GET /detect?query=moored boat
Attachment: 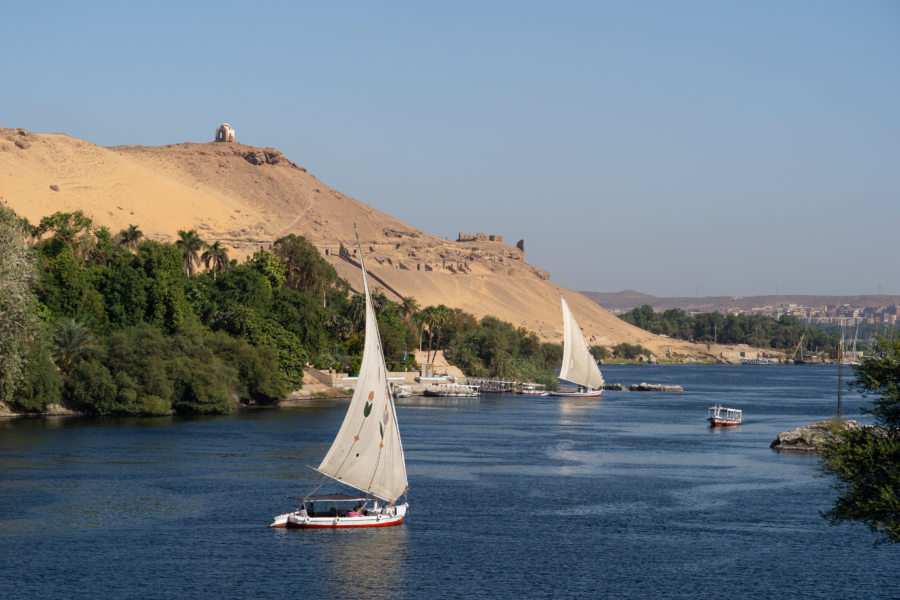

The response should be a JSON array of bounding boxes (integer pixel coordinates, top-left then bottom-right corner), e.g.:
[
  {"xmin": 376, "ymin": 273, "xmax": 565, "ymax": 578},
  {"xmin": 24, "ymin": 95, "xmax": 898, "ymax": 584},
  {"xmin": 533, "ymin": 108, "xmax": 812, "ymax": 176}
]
[
  {"xmin": 516, "ymin": 384, "xmax": 548, "ymax": 396},
  {"xmin": 707, "ymin": 404, "xmax": 742, "ymax": 427},
  {"xmin": 423, "ymin": 383, "xmax": 479, "ymax": 397}
]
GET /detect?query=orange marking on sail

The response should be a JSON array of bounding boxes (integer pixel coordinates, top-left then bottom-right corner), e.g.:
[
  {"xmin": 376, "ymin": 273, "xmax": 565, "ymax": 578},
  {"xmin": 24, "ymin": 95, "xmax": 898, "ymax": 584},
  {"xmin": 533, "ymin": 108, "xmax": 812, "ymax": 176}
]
[
  {"xmin": 354, "ymin": 435, "xmax": 359, "ymax": 442},
  {"xmin": 368, "ymin": 391, "xmax": 374, "ymax": 401},
  {"xmin": 379, "ymin": 443, "xmax": 384, "ymax": 449}
]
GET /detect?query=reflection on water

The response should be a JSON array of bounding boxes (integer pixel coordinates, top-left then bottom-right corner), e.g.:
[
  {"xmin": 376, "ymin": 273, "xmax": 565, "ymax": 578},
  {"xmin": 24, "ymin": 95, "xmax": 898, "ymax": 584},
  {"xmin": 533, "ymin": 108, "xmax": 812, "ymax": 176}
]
[{"xmin": 326, "ymin": 527, "xmax": 408, "ymax": 598}]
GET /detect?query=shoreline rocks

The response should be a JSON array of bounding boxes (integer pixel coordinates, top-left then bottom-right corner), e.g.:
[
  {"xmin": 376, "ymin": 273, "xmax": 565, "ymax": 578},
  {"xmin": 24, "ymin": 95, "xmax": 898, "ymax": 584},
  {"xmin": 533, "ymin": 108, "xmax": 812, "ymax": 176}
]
[
  {"xmin": 629, "ymin": 382, "xmax": 684, "ymax": 392},
  {"xmin": 770, "ymin": 420, "xmax": 869, "ymax": 453}
]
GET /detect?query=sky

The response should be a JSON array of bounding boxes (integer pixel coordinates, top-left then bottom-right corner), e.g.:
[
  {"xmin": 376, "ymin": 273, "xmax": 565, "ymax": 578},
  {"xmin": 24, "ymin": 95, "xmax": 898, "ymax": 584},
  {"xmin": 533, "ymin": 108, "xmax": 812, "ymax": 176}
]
[{"xmin": 3, "ymin": 0, "xmax": 898, "ymax": 297}]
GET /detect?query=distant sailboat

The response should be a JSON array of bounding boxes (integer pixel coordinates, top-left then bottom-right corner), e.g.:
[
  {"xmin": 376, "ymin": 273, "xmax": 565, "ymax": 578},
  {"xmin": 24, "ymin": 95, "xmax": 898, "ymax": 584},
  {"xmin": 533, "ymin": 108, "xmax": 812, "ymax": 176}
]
[
  {"xmin": 270, "ymin": 226, "xmax": 408, "ymax": 528},
  {"xmin": 549, "ymin": 297, "xmax": 605, "ymax": 397}
]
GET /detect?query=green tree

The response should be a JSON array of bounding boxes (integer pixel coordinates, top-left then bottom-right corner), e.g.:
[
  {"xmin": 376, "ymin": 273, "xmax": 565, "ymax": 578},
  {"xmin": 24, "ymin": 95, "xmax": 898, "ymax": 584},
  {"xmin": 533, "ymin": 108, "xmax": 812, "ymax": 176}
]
[
  {"xmin": 273, "ymin": 234, "xmax": 338, "ymax": 299},
  {"xmin": 175, "ymin": 229, "xmax": 205, "ymax": 276},
  {"xmin": 36, "ymin": 210, "xmax": 94, "ymax": 258},
  {"xmin": 248, "ymin": 248, "xmax": 286, "ymax": 289},
  {"xmin": 201, "ymin": 241, "xmax": 229, "ymax": 279},
  {"xmin": 116, "ymin": 225, "xmax": 143, "ymax": 253},
  {"xmin": 0, "ymin": 203, "xmax": 39, "ymax": 403},
  {"xmin": 12, "ymin": 331, "xmax": 62, "ymax": 412},
  {"xmin": 64, "ymin": 359, "xmax": 117, "ymax": 415},
  {"xmin": 400, "ymin": 296, "xmax": 420, "ymax": 321},
  {"xmin": 818, "ymin": 331, "xmax": 900, "ymax": 544},
  {"xmin": 590, "ymin": 345, "xmax": 610, "ymax": 361},
  {"xmin": 51, "ymin": 318, "xmax": 95, "ymax": 375},
  {"xmin": 429, "ymin": 305, "xmax": 451, "ymax": 364}
]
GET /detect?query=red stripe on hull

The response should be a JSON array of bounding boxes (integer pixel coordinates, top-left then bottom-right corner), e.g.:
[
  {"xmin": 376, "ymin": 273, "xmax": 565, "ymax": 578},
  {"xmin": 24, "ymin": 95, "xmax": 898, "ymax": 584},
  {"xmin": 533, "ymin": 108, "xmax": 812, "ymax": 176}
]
[
  {"xmin": 287, "ymin": 515, "xmax": 405, "ymax": 529},
  {"xmin": 709, "ymin": 421, "xmax": 741, "ymax": 427}
]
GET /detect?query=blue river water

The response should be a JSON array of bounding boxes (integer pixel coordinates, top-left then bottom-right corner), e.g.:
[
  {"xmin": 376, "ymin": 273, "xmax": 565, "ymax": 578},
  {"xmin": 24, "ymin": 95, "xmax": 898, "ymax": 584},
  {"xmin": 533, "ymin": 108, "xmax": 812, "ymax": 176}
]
[{"xmin": 1, "ymin": 365, "xmax": 898, "ymax": 599}]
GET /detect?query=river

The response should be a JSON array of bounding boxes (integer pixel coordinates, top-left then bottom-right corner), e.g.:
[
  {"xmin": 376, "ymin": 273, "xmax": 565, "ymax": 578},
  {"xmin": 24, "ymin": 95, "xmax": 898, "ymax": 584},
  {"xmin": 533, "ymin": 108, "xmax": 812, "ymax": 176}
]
[{"xmin": 1, "ymin": 365, "xmax": 898, "ymax": 599}]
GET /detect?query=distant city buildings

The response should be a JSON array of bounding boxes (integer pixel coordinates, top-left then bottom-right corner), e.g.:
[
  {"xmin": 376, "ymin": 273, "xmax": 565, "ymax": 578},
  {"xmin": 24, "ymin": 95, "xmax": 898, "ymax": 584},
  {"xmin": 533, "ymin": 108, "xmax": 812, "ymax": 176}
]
[{"xmin": 687, "ymin": 302, "xmax": 899, "ymax": 327}]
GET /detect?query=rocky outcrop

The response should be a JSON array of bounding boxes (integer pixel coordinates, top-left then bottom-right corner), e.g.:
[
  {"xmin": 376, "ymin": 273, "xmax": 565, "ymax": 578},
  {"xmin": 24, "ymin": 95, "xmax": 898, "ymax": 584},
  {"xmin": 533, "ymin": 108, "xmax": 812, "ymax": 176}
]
[
  {"xmin": 0, "ymin": 402, "xmax": 82, "ymax": 418},
  {"xmin": 242, "ymin": 148, "xmax": 287, "ymax": 166},
  {"xmin": 770, "ymin": 420, "xmax": 875, "ymax": 453},
  {"xmin": 629, "ymin": 382, "xmax": 683, "ymax": 392}
]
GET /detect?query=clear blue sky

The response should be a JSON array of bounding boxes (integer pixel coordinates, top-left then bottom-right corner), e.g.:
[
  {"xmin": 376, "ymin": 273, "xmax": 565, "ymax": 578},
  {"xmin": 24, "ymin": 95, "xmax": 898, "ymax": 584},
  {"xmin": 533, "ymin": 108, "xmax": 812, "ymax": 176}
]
[{"xmin": 4, "ymin": 1, "xmax": 898, "ymax": 296}]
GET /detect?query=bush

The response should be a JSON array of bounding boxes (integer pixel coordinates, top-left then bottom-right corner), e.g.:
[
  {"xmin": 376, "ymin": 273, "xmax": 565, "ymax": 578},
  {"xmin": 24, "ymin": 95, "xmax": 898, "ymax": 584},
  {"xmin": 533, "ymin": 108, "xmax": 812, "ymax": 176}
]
[
  {"xmin": 612, "ymin": 343, "xmax": 650, "ymax": 360},
  {"xmin": 138, "ymin": 395, "xmax": 172, "ymax": 415},
  {"xmin": 65, "ymin": 360, "xmax": 118, "ymax": 415},
  {"xmin": 11, "ymin": 338, "xmax": 61, "ymax": 412}
]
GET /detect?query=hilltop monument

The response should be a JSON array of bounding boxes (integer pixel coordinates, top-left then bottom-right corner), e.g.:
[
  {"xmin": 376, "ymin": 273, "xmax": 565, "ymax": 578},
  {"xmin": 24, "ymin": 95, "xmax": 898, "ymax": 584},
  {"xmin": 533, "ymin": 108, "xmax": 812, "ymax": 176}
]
[{"xmin": 215, "ymin": 123, "xmax": 235, "ymax": 142}]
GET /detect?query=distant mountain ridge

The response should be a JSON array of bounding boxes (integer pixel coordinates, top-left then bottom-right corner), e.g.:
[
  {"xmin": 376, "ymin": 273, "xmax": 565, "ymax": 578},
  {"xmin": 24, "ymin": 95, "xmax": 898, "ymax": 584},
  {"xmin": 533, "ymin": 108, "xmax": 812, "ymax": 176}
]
[{"xmin": 581, "ymin": 290, "xmax": 900, "ymax": 312}]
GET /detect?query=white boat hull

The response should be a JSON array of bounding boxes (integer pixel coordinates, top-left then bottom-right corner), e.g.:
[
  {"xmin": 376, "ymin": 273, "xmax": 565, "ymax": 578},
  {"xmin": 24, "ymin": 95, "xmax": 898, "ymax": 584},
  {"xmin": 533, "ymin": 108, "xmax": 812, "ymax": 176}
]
[
  {"xmin": 270, "ymin": 503, "xmax": 408, "ymax": 529},
  {"xmin": 549, "ymin": 389, "xmax": 603, "ymax": 397}
]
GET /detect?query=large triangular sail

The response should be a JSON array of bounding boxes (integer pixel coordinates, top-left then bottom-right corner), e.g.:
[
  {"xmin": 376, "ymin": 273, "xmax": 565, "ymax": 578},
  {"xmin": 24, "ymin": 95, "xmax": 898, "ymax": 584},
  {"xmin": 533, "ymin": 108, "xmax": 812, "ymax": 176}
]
[
  {"xmin": 315, "ymin": 229, "xmax": 408, "ymax": 503},
  {"xmin": 559, "ymin": 297, "xmax": 605, "ymax": 390}
]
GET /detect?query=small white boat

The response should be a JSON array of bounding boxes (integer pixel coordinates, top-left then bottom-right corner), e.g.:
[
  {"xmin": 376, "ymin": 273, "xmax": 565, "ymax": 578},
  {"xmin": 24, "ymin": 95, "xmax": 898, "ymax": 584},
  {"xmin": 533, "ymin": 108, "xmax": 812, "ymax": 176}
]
[
  {"xmin": 423, "ymin": 383, "xmax": 480, "ymax": 397},
  {"xmin": 516, "ymin": 384, "xmax": 548, "ymax": 396},
  {"xmin": 707, "ymin": 404, "xmax": 742, "ymax": 427},
  {"xmin": 271, "ymin": 226, "xmax": 408, "ymax": 529},
  {"xmin": 391, "ymin": 384, "xmax": 412, "ymax": 398},
  {"xmin": 549, "ymin": 297, "xmax": 605, "ymax": 398}
]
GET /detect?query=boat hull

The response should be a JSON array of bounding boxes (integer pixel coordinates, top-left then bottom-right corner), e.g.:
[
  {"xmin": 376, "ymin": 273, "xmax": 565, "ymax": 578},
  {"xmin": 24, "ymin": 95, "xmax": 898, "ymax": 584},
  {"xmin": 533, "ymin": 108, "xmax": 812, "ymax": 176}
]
[
  {"xmin": 270, "ymin": 504, "xmax": 408, "ymax": 529},
  {"xmin": 549, "ymin": 390, "xmax": 603, "ymax": 397},
  {"xmin": 515, "ymin": 390, "xmax": 549, "ymax": 396},
  {"xmin": 707, "ymin": 418, "xmax": 741, "ymax": 427}
]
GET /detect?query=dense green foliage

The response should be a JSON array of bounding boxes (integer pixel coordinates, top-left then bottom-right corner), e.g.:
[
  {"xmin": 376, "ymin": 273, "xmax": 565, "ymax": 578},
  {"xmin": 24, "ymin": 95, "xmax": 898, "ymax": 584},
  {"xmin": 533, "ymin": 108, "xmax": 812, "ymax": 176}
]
[
  {"xmin": 620, "ymin": 304, "xmax": 841, "ymax": 352},
  {"xmin": 442, "ymin": 316, "xmax": 558, "ymax": 388},
  {"xmin": 818, "ymin": 332, "xmax": 900, "ymax": 544},
  {"xmin": 6, "ymin": 208, "xmax": 560, "ymax": 415},
  {"xmin": 0, "ymin": 203, "xmax": 42, "ymax": 406}
]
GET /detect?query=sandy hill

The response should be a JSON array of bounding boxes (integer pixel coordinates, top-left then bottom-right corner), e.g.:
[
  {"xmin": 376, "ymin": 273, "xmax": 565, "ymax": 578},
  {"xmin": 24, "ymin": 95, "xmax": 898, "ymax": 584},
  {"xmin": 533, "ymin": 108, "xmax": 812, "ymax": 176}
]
[{"xmin": 1, "ymin": 126, "xmax": 753, "ymax": 359}]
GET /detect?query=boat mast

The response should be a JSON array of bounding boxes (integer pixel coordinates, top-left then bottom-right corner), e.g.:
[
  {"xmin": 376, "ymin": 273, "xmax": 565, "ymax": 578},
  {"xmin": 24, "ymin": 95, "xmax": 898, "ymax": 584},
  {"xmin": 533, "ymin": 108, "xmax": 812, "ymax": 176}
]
[
  {"xmin": 837, "ymin": 330, "xmax": 844, "ymax": 420},
  {"xmin": 353, "ymin": 224, "xmax": 408, "ymax": 500}
]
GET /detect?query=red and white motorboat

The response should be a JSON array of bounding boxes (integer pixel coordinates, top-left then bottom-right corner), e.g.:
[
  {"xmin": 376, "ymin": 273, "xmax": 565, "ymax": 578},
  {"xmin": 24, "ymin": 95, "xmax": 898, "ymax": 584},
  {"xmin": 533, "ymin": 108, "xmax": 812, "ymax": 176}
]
[
  {"xmin": 271, "ymin": 227, "xmax": 408, "ymax": 530},
  {"xmin": 707, "ymin": 404, "xmax": 742, "ymax": 427}
]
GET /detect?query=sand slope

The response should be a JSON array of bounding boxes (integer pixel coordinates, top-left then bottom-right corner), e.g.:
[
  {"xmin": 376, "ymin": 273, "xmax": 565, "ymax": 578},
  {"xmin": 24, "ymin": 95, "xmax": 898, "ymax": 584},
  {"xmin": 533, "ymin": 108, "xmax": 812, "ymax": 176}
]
[{"xmin": 1, "ymin": 126, "xmax": 747, "ymax": 359}]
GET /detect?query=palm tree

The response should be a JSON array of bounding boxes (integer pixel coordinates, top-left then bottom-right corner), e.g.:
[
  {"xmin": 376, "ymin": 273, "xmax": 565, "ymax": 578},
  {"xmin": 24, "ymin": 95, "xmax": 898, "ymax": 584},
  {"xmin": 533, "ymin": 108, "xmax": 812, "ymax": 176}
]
[
  {"xmin": 348, "ymin": 294, "xmax": 367, "ymax": 333},
  {"xmin": 400, "ymin": 296, "xmax": 420, "ymax": 322},
  {"xmin": 201, "ymin": 241, "xmax": 229, "ymax": 279},
  {"xmin": 51, "ymin": 318, "xmax": 94, "ymax": 376},
  {"xmin": 420, "ymin": 306, "xmax": 437, "ymax": 359},
  {"xmin": 429, "ymin": 305, "xmax": 451, "ymax": 364},
  {"xmin": 116, "ymin": 224, "xmax": 143, "ymax": 253},
  {"xmin": 175, "ymin": 229, "xmax": 204, "ymax": 276},
  {"xmin": 371, "ymin": 291, "xmax": 389, "ymax": 316}
]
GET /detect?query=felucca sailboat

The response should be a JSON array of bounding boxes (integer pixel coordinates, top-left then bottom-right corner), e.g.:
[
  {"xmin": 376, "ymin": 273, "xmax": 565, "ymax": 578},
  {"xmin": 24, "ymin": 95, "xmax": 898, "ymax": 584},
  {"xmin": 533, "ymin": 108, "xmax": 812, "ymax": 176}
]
[
  {"xmin": 270, "ymin": 227, "xmax": 409, "ymax": 528},
  {"xmin": 549, "ymin": 297, "xmax": 605, "ymax": 397}
]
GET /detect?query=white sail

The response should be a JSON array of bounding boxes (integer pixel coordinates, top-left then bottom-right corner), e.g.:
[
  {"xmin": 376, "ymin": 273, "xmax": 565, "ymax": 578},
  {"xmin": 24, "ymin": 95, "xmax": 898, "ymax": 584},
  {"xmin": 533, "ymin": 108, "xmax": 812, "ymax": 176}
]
[
  {"xmin": 559, "ymin": 297, "xmax": 605, "ymax": 390},
  {"xmin": 316, "ymin": 235, "xmax": 408, "ymax": 503}
]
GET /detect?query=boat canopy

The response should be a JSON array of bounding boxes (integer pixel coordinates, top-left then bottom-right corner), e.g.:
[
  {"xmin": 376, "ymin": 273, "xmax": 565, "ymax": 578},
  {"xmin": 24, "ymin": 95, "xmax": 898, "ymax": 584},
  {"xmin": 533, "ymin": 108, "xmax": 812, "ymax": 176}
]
[{"xmin": 289, "ymin": 493, "xmax": 370, "ymax": 503}]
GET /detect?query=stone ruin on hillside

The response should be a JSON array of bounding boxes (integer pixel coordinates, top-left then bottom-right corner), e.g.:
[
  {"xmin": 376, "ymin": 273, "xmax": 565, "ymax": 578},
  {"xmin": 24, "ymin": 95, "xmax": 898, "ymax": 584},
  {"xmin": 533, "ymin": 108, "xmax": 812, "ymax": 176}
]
[
  {"xmin": 457, "ymin": 232, "xmax": 503, "ymax": 243},
  {"xmin": 215, "ymin": 123, "xmax": 235, "ymax": 142}
]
